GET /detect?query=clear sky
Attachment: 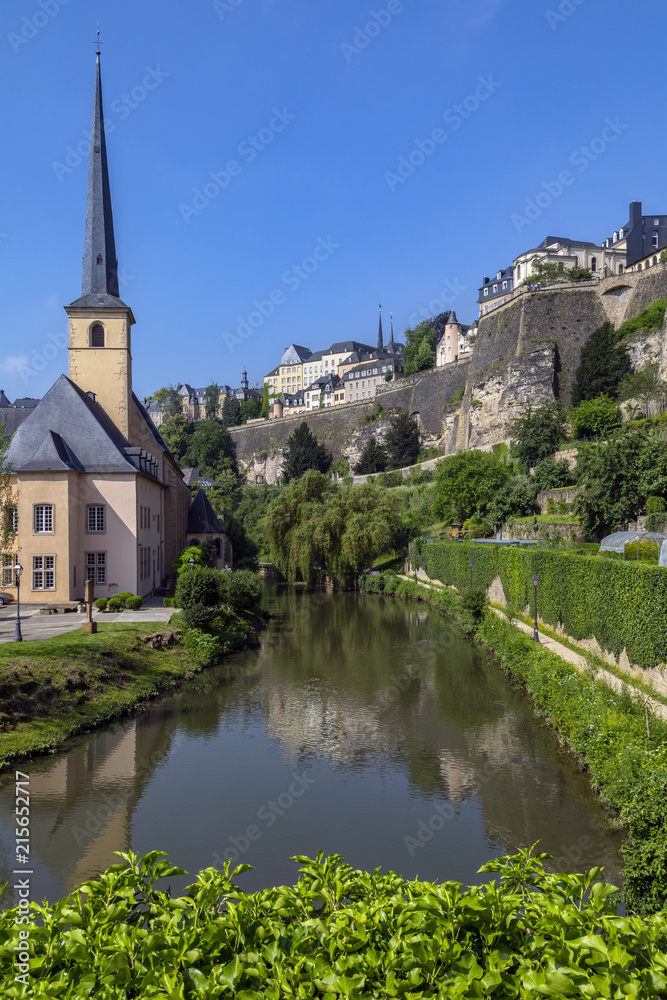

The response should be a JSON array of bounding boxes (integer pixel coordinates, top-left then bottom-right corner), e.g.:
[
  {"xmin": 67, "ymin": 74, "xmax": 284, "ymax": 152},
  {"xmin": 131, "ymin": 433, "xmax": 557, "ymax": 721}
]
[{"xmin": 0, "ymin": 0, "xmax": 664, "ymax": 402}]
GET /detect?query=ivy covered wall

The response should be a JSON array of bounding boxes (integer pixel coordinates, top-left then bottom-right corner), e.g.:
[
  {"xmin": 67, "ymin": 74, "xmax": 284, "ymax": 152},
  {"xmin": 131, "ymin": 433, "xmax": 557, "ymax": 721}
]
[{"xmin": 418, "ymin": 541, "xmax": 667, "ymax": 669}]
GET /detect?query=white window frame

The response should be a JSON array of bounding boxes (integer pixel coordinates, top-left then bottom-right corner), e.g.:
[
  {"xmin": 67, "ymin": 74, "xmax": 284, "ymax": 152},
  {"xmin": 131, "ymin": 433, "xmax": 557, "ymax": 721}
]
[
  {"xmin": 87, "ymin": 505, "xmax": 105, "ymax": 533},
  {"xmin": 1, "ymin": 553, "xmax": 16, "ymax": 588},
  {"xmin": 32, "ymin": 554, "xmax": 56, "ymax": 591},
  {"xmin": 34, "ymin": 505, "xmax": 54, "ymax": 534},
  {"xmin": 86, "ymin": 551, "xmax": 107, "ymax": 584}
]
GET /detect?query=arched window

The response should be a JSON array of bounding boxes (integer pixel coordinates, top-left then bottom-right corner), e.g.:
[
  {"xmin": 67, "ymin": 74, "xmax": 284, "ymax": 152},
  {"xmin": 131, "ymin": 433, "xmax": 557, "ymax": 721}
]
[
  {"xmin": 591, "ymin": 256, "xmax": 597, "ymax": 272},
  {"xmin": 90, "ymin": 323, "xmax": 105, "ymax": 348},
  {"xmin": 214, "ymin": 539, "xmax": 221, "ymax": 557}
]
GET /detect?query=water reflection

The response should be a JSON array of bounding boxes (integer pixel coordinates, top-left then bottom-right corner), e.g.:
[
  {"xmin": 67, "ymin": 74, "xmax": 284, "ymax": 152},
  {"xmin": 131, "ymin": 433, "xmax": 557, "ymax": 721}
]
[{"xmin": 0, "ymin": 585, "xmax": 623, "ymax": 903}]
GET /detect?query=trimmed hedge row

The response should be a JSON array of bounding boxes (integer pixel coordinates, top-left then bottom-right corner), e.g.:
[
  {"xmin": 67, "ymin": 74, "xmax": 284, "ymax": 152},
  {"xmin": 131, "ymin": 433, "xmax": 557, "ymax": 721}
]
[{"xmin": 418, "ymin": 542, "xmax": 667, "ymax": 669}]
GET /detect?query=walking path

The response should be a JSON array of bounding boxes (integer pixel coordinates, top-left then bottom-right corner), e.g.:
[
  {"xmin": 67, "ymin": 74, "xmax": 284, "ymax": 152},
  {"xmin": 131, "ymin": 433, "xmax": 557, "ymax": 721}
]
[
  {"xmin": 0, "ymin": 598, "xmax": 175, "ymax": 645},
  {"xmin": 398, "ymin": 573, "xmax": 667, "ymax": 722}
]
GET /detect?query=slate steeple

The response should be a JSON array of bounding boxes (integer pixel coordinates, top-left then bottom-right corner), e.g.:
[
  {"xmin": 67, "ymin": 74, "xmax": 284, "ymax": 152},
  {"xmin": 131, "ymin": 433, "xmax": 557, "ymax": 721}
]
[
  {"xmin": 72, "ymin": 51, "xmax": 123, "ymax": 307},
  {"xmin": 377, "ymin": 304, "xmax": 383, "ymax": 350}
]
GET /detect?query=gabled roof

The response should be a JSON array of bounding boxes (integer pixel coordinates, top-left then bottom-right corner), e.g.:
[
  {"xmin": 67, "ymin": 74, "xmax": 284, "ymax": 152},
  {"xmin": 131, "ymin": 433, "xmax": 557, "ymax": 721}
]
[
  {"xmin": 6, "ymin": 375, "xmax": 136, "ymax": 474},
  {"xmin": 187, "ymin": 487, "xmax": 226, "ymax": 535},
  {"xmin": 13, "ymin": 397, "xmax": 40, "ymax": 408},
  {"xmin": 538, "ymin": 236, "xmax": 599, "ymax": 250},
  {"xmin": 0, "ymin": 391, "xmax": 11, "ymax": 408}
]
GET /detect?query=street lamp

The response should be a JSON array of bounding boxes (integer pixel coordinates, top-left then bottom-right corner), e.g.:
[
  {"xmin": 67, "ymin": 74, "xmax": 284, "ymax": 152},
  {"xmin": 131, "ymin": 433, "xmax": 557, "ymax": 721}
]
[
  {"xmin": 188, "ymin": 557, "xmax": 195, "ymax": 572},
  {"xmin": 468, "ymin": 558, "xmax": 473, "ymax": 588},
  {"xmin": 14, "ymin": 563, "xmax": 23, "ymax": 643},
  {"xmin": 532, "ymin": 573, "xmax": 540, "ymax": 643}
]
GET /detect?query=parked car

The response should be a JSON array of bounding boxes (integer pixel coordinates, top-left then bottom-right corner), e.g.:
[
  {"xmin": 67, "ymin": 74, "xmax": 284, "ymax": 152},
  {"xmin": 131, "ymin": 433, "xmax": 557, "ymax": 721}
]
[{"xmin": 0, "ymin": 592, "xmax": 15, "ymax": 605}]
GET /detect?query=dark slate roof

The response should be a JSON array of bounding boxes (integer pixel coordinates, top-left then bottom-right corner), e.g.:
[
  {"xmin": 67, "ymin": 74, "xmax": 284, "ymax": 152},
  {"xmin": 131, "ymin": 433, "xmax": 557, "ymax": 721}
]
[
  {"xmin": 538, "ymin": 236, "xmax": 598, "ymax": 249},
  {"xmin": 69, "ymin": 53, "xmax": 127, "ymax": 310},
  {"xmin": 377, "ymin": 308, "xmax": 383, "ymax": 350},
  {"xmin": 305, "ymin": 374, "xmax": 341, "ymax": 392},
  {"xmin": 5, "ymin": 375, "xmax": 136, "ymax": 474},
  {"xmin": 327, "ymin": 340, "xmax": 370, "ymax": 355},
  {"xmin": 265, "ymin": 366, "xmax": 279, "ymax": 377},
  {"xmin": 0, "ymin": 391, "xmax": 11, "ymax": 408},
  {"xmin": 13, "ymin": 398, "xmax": 40, "ymax": 408},
  {"xmin": 280, "ymin": 345, "xmax": 312, "ymax": 365},
  {"xmin": 132, "ymin": 393, "xmax": 172, "ymax": 456},
  {"xmin": 187, "ymin": 487, "xmax": 226, "ymax": 534},
  {"xmin": 182, "ymin": 467, "xmax": 216, "ymax": 488},
  {"xmin": 448, "ymin": 310, "xmax": 459, "ymax": 325}
]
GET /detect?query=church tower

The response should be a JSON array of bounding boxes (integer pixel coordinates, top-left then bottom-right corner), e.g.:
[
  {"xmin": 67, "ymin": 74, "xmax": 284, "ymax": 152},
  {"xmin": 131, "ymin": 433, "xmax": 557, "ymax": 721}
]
[{"xmin": 65, "ymin": 51, "xmax": 135, "ymax": 439}]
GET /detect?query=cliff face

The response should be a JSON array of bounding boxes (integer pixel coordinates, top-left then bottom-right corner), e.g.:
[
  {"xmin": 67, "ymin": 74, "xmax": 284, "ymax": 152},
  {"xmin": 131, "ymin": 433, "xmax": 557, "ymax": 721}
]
[{"xmin": 228, "ymin": 265, "xmax": 667, "ymax": 481}]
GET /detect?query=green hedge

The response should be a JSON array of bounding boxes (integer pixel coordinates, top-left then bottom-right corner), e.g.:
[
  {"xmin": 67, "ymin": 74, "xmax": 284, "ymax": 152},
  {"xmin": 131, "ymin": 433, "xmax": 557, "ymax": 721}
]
[{"xmin": 418, "ymin": 542, "xmax": 667, "ymax": 669}]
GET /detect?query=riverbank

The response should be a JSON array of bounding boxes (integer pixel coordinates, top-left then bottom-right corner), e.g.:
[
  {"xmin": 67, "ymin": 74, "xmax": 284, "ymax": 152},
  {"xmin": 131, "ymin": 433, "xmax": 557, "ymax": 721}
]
[
  {"xmin": 359, "ymin": 571, "xmax": 667, "ymax": 914},
  {"xmin": 0, "ymin": 622, "xmax": 222, "ymax": 771}
]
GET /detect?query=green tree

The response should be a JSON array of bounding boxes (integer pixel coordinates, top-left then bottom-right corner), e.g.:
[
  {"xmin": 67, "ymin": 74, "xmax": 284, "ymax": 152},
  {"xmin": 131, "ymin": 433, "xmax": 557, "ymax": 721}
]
[
  {"xmin": 573, "ymin": 431, "xmax": 643, "ymax": 538},
  {"xmin": 487, "ymin": 482, "xmax": 537, "ymax": 528},
  {"xmin": 265, "ymin": 470, "xmax": 408, "ymax": 584},
  {"xmin": 151, "ymin": 385, "xmax": 182, "ymax": 422},
  {"xmin": 172, "ymin": 543, "xmax": 213, "ymax": 576},
  {"xmin": 240, "ymin": 399, "xmax": 262, "ymax": 423},
  {"xmin": 568, "ymin": 395, "xmax": 621, "ymax": 439},
  {"xmin": 282, "ymin": 422, "xmax": 332, "ymax": 483},
  {"xmin": 433, "ymin": 450, "xmax": 511, "ymax": 522},
  {"xmin": 384, "ymin": 412, "xmax": 420, "ymax": 470},
  {"xmin": 182, "ymin": 420, "xmax": 237, "ymax": 480},
  {"xmin": 531, "ymin": 457, "xmax": 574, "ymax": 493},
  {"xmin": 619, "ymin": 362, "xmax": 667, "ymax": 418},
  {"xmin": 403, "ymin": 321, "xmax": 438, "ymax": 375},
  {"xmin": 570, "ymin": 321, "xmax": 630, "ymax": 405},
  {"xmin": 510, "ymin": 400, "xmax": 566, "ymax": 472},
  {"xmin": 221, "ymin": 395, "xmax": 242, "ymax": 427},
  {"xmin": 415, "ymin": 337, "xmax": 436, "ymax": 372},
  {"xmin": 203, "ymin": 382, "xmax": 220, "ymax": 420},
  {"xmin": 354, "ymin": 437, "xmax": 388, "ymax": 475},
  {"xmin": 160, "ymin": 414, "xmax": 193, "ymax": 463},
  {"xmin": 260, "ymin": 383, "xmax": 270, "ymax": 419}
]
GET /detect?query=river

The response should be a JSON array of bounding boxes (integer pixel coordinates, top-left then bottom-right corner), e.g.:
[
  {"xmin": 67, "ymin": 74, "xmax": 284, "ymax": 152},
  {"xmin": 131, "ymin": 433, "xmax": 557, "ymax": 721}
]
[{"xmin": 0, "ymin": 584, "xmax": 623, "ymax": 904}]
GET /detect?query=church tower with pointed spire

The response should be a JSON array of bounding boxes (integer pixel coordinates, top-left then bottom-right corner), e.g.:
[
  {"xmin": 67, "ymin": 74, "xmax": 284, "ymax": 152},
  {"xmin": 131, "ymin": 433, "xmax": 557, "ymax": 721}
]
[
  {"xmin": 65, "ymin": 51, "xmax": 135, "ymax": 440},
  {"xmin": 377, "ymin": 305, "xmax": 383, "ymax": 350}
]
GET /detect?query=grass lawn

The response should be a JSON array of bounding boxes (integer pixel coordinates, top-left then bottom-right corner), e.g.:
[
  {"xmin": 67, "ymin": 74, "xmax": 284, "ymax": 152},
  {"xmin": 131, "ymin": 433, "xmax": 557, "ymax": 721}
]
[{"xmin": 0, "ymin": 622, "xmax": 201, "ymax": 769}]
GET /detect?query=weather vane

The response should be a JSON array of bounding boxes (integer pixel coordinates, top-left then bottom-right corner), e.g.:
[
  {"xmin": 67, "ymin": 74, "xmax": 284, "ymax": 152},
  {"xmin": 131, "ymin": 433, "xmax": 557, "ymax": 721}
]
[{"xmin": 96, "ymin": 23, "xmax": 103, "ymax": 54}]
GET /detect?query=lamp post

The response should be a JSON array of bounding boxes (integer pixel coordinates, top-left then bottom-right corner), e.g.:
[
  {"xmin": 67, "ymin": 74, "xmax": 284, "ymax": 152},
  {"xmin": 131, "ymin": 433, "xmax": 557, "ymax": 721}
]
[
  {"xmin": 14, "ymin": 563, "xmax": 23, "ymax": 643},
  {"xmin": 532, "ymin": 573, "xmax": 540, "ymax": 643},
  {"xmin": 468, "ymin": 558, "xmax": 473, "ymax": 588},
  {"xmin": 188, "ymin": 557, "xmax": 195, "ymax": 572}
]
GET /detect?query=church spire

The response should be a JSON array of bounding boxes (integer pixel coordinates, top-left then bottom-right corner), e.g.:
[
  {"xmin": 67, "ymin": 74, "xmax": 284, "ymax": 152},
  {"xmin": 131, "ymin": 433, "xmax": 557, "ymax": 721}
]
[
  {"xmin": 78, "ymin": 51, "xmax": 121, "ymax": 304},
  {"xmin": 377, "ymin": 304, "xmax": 383, "ymax": 350},
  {"xmin": 389, "ymin": 312, "xmax": 395, "ymax": 344}
]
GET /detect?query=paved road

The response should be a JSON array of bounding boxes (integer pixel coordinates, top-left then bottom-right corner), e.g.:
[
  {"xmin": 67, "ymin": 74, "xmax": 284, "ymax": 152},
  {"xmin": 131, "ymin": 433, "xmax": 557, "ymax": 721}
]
[{"xmin": 0, "ymin": 599, "xmax": 176, "ymax": 645}]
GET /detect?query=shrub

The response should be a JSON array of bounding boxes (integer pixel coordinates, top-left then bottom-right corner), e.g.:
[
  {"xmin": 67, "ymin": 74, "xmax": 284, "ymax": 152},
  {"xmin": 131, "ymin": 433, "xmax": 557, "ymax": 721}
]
[
  {"xmin": 381, "ymin": 470, "xmax": 403, "ymax": 488},
  {"xmin": 94, "ymin": 598, "xmax": 107, "ymax": 612},
  {"xmin": 462, "ymin": 515, "xmax": 493, "ymax": 539},
  {"xmin": 163, "ymin": 597, "xmax": 176, "ymax": 608},
  {"xmin": 174, "ymin": 566, "xmax": 220, "ymax": 609},
  {"xmin": 182, "ymin": 602, "xmax": 216, "ymax": 631},
  {"xmin": 117, "ymin": 591, "xmax": 133, "ymax": 606},
  {"xmin": 107, "ymin": 596, "xmax": 123, "ymax": 612},
  {"xmin": 446, "ymin": 386, "xmax": 465, "ymax": 409},
  {"xmin": 218, "ymin": 568, "xmax": 262, "ymax": 614},
  {"xmin": 460, "ymin": 586, "xmax": 488, "ymax": 624},
  {"xmin": 546, "ymin": 498, "xmax": 557, "ymax": 514},
  {"xmin": 125, "ymin": 595, "xmax": 143, "ymax": 610}
]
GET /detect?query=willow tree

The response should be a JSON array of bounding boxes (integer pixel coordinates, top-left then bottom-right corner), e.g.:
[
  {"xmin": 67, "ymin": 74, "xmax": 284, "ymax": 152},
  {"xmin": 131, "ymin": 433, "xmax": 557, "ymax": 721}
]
[{"xmin": 265, "ymin": 471, "xmax": 407, "ymax": 585}]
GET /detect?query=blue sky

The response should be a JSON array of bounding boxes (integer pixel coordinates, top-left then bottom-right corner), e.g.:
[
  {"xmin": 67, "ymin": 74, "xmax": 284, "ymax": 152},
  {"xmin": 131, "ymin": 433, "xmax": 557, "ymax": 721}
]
[{"xmin": 0, "ymin": 0, "xmax": 664, "ymax": 402}]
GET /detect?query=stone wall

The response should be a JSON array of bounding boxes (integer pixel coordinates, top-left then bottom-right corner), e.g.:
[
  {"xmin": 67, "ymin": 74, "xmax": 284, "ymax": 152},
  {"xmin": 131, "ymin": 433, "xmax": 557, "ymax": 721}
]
[
  {"xmin": 536, "ymin": 487, "xmax": 581, "ymax": 515},
  {"xmin": 228, "ymin": 267, "xmax": 667, "ymax": 482}
]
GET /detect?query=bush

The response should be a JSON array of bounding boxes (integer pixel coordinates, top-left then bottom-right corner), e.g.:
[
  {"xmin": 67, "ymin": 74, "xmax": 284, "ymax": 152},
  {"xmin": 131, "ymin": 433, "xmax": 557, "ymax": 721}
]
[
  {"xmin": 381, "ymin": 470, "xmax": 403, "ymax": 488},
  {"xmin": 163, "ymin": 597, "xmax": 176, "ymax": 608},
  {"xmin": 174, "ymin": 567, "xmax": 220, "ymax": 609},
  {"xmin": 182, "ymin": 602, "xmax": 216, "ymax": 631},
  {"xmin": 125, "ymin": 595, "xmax": 143, "ymax": 610},
  {"xmin": 460, "ymin": 586, "xmax": 488, "ymax": 624},
  {"xmin": 218, "ymin": 568, "xmax": 262, "ymax": 614},
  {"xmin": 117, "ymin": 591, "xmax": 133, "ymax": 606},
  {"xmin": 646, "ymin": 496, "xmax": 666, "ymax": 532},
  {"xmin": 462, "ymin": 515, "xmax": 493, "ymax": 539},
  {"xmin": 107, "ymin": 596, "xmax": 123, "ymax": 612},
  {"xmin": 568, "ymin": 394, "xmax": 621, "ymax": 439},
  {"xmin": 94, "ymin": 598, "xmax": 107, "ymax": 612}
]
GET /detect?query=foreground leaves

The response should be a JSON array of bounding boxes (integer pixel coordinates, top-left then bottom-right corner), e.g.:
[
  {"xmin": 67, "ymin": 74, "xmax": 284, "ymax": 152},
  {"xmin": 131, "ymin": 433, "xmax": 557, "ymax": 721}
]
[{"xmin": 1, "ymin": 847, "xmax": 666, "ymax": 997}]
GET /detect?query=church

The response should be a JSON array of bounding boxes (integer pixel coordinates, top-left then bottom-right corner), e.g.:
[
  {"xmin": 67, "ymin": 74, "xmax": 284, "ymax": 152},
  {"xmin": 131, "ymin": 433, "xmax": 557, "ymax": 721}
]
[{"xmin": 3, "ymin": 52, "xmax": 197, "ymax": 604}]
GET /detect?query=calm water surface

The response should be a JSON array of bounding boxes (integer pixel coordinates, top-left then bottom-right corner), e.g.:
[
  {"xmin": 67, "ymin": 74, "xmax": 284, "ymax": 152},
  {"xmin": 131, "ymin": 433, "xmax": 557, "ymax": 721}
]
[{"xmin": 0, "ymin": 585, "xmax": 623, "ymax": 903}]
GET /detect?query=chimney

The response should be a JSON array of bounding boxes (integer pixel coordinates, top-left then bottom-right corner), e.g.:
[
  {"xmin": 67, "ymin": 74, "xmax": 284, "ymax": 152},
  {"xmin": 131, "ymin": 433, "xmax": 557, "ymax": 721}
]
[{"xmin": 629, "ymin": 201, "xmax": 642, "ymax": 228}]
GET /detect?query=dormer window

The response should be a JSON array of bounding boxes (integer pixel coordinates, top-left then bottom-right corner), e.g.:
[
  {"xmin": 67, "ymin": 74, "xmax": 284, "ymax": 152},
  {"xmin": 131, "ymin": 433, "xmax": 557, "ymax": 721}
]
[{"xmin": 90, "ymin": 322, "xmax": 105, "ymax": 348}]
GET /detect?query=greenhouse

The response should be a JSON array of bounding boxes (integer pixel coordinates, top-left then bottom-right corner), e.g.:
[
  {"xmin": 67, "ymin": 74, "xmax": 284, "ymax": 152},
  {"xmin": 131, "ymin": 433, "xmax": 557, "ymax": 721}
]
[{"xmin": 598, "ymin": 530, "xmax": 667, "ymax": 561}]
